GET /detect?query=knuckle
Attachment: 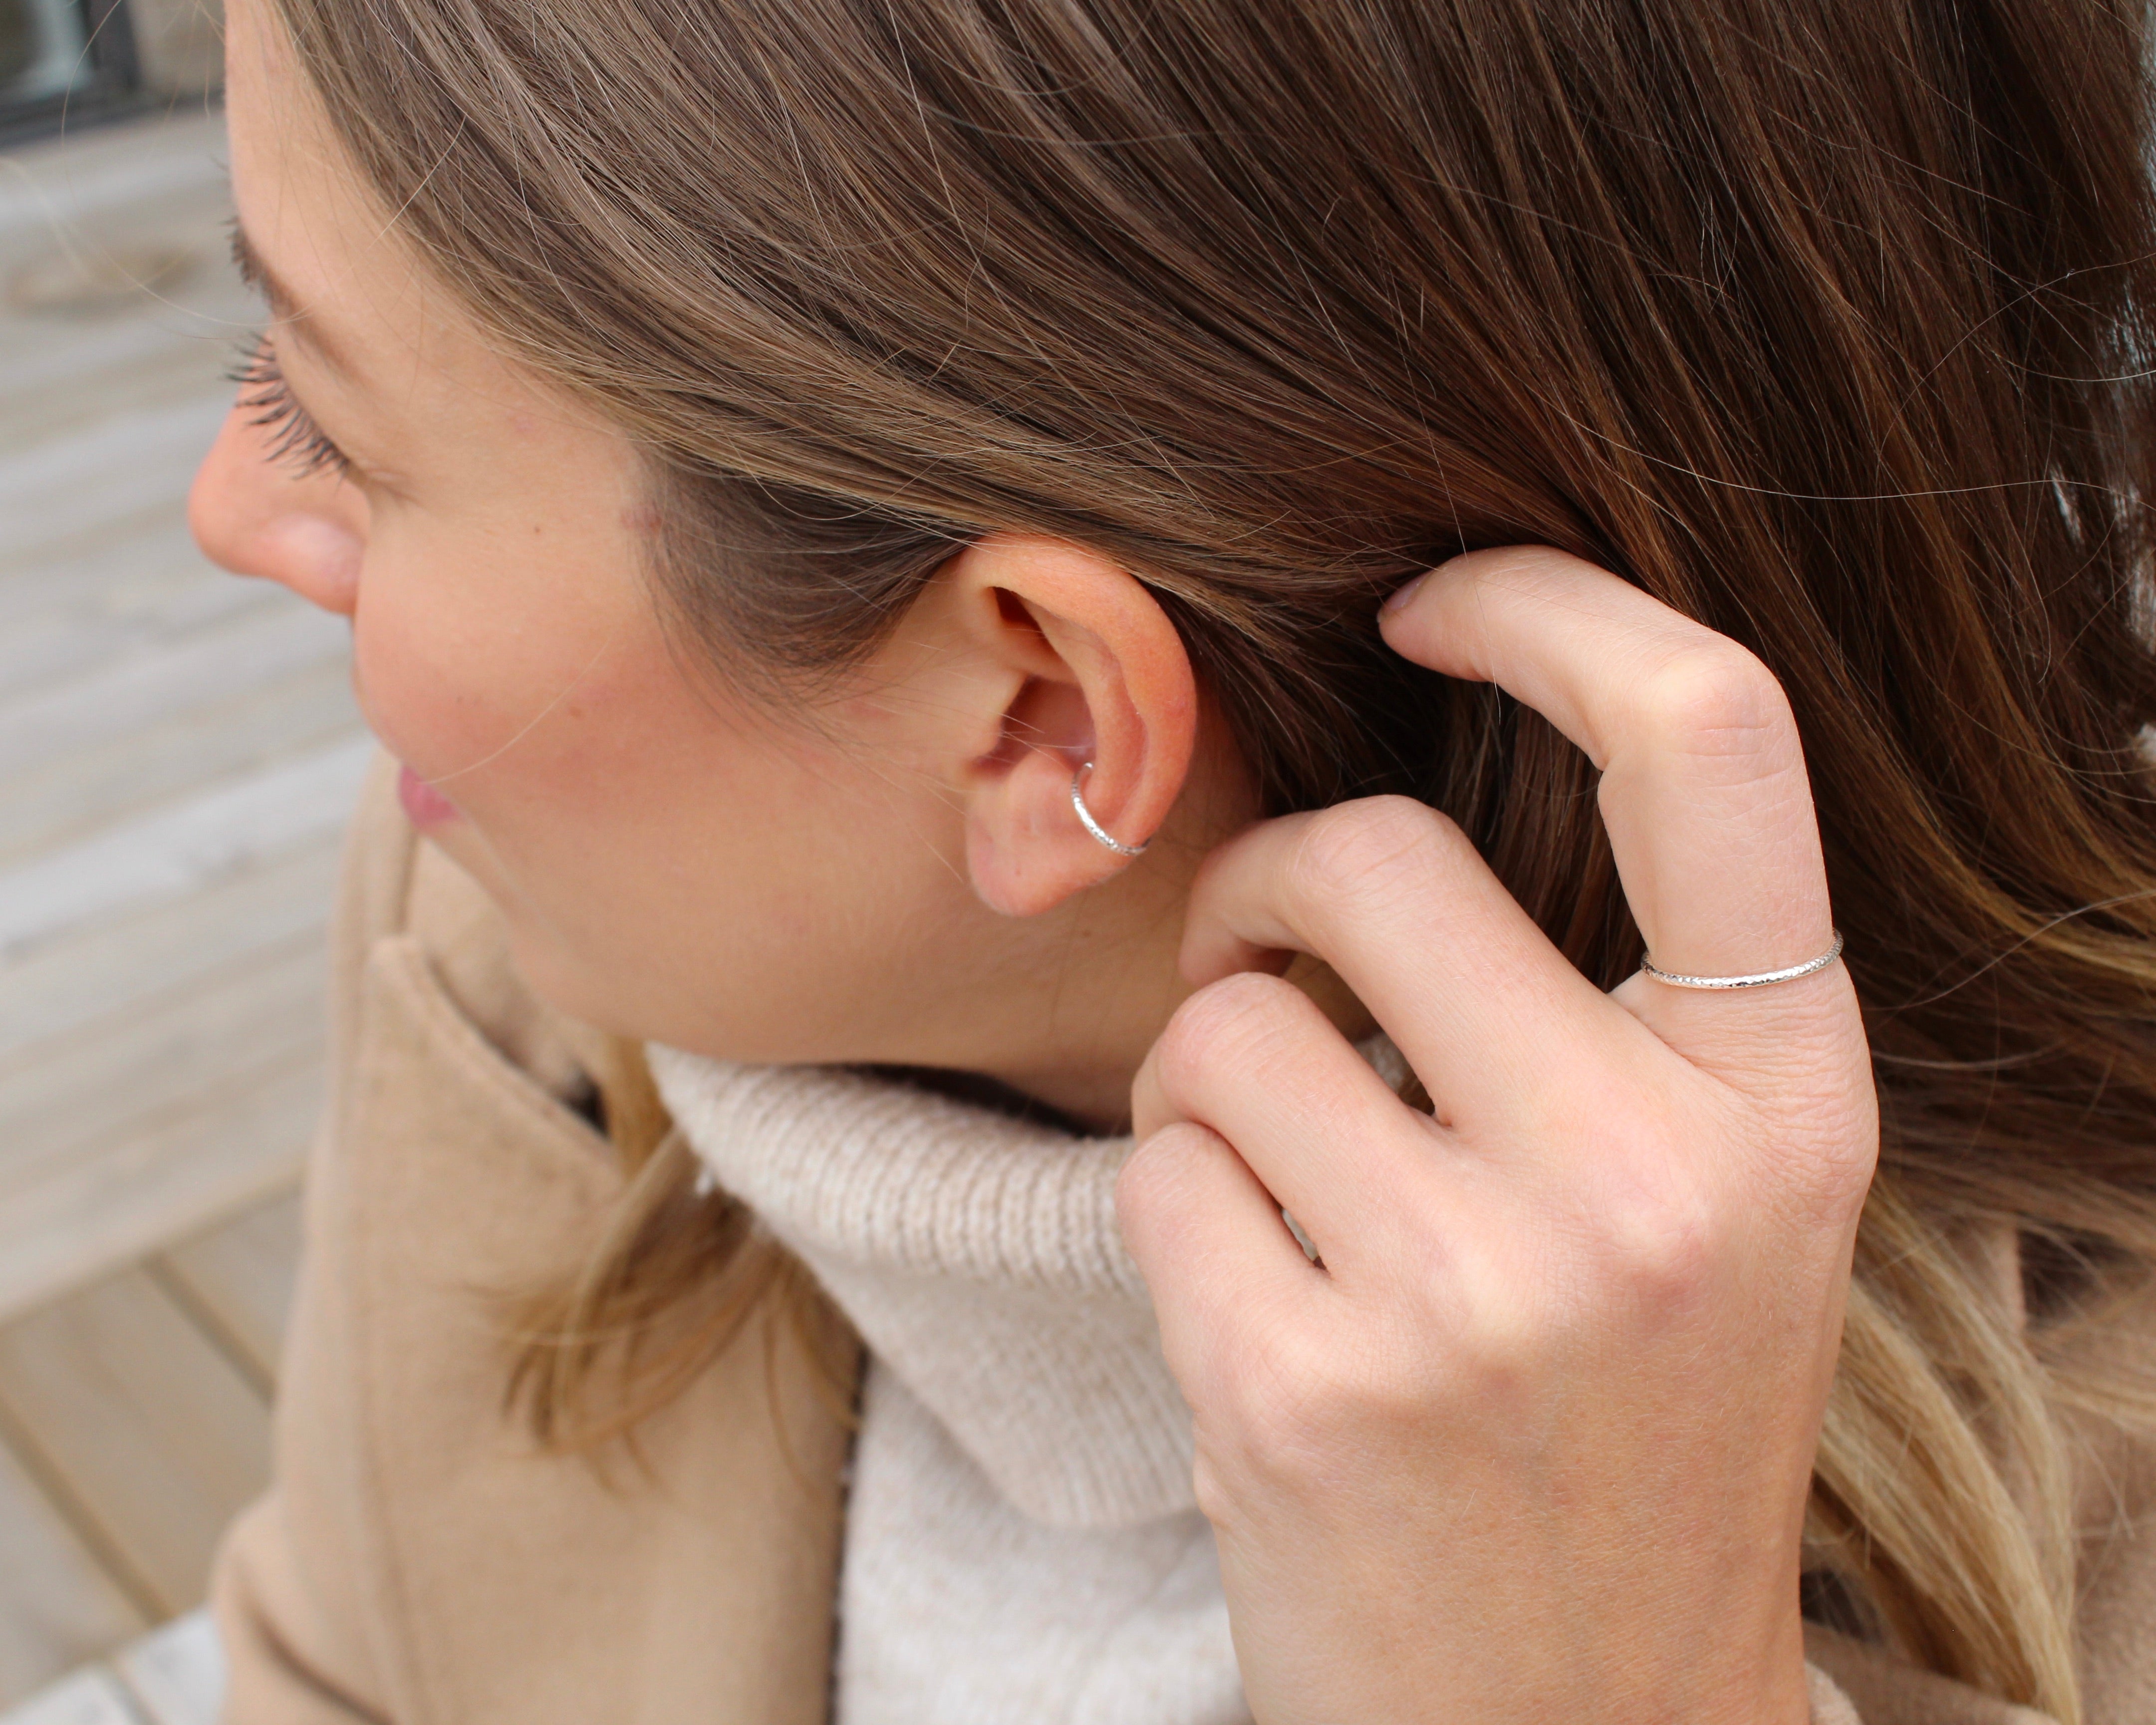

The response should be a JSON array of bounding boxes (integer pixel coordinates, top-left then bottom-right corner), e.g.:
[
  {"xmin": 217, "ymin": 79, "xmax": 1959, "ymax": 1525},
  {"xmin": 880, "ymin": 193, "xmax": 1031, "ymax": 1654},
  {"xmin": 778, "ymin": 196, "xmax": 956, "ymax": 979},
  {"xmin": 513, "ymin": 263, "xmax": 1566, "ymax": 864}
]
[
  {"xmin": 1111, "ymin": 1133, "xmax": 1174, "ymax": 1231},
  {"xmin": 1289, "ymin": 795, "xmax": 1458, "ymax": 905},
  {"xmin": 1205, "ymin": 1330, "xmax": 1353, "ymax": 1487},
  {"xmin": 1189, "ymin": 1452, "xmax": 1238, "ymax": 1528},
  {"xmin": 1579, "ymin": 1150, "xmax": 1728, "ymax": 1311},
  {"xmin": 1113, "ymin": 1122, "xmax": 1216, "ymax": 1235},
  {"xmin": 1201, "ymin": 1321, "xmax": 1426, "ymax": 1494},
  {"xmin": 1154, "ymin": 970, "xmax": 1307, "ymax": 1098},
  {"xmin": 1633, "ymin": 639, "xmax": 1792, "ymax": 759}
]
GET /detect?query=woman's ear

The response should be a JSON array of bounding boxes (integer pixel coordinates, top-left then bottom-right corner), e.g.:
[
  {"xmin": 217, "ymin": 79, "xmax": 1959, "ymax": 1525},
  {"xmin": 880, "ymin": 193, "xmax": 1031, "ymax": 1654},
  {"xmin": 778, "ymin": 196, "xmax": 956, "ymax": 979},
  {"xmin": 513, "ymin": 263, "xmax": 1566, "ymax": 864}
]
[{"xmin": 932, "ymin": 535, "xmax": 1198, "ymax": 916}]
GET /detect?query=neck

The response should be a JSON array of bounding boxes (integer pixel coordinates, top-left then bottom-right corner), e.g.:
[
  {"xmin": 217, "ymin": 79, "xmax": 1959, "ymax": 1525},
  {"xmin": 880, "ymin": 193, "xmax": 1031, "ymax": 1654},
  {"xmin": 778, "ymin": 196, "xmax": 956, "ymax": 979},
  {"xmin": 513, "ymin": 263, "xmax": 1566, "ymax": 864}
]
[{"xmin": 946, "ymin": 950, "xmax": 1377, "ymax": 1137}]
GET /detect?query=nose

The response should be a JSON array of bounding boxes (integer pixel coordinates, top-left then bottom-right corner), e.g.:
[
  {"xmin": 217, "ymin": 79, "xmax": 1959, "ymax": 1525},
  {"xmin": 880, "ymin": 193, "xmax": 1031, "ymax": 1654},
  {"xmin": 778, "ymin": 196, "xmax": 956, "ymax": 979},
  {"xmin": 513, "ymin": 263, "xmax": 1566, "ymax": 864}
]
[{"xmin": 189, "ymin": 396, "xmax": 366, "ymax": 615}]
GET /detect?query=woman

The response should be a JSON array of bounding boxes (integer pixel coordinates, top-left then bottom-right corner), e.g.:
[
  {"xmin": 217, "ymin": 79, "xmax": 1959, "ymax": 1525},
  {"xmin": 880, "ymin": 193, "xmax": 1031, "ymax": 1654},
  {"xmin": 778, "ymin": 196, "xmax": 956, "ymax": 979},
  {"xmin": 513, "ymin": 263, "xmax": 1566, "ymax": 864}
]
[{"xmin": 188, "ymin": 0, "xmax": 2156, "ymax": 1718}]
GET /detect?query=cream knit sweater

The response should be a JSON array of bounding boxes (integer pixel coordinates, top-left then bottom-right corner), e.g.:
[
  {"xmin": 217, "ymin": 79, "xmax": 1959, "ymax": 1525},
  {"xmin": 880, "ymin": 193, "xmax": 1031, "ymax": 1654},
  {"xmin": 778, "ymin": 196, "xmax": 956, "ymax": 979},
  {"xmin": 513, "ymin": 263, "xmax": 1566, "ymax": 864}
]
[{"xmin": 648, "ymin": 1047, "xmax": 1864, "ymax": 1725}]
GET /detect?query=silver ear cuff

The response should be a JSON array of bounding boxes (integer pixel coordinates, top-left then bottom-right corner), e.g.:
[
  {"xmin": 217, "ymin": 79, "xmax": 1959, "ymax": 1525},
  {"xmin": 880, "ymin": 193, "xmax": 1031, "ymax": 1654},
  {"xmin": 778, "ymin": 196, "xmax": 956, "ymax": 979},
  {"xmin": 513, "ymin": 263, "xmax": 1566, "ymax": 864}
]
[{"xmin": 1070, "ymin": 763, "xmax": 1149, "ymax": 858}]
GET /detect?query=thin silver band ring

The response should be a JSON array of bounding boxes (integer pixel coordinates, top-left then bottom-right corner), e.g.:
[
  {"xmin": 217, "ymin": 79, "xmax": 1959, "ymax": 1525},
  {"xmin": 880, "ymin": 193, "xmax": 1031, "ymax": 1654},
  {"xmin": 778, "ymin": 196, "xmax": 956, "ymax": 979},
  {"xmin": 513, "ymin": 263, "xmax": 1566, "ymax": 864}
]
[
  {"xmin": 1071, "ymin": 763, "xmax": 1148, "ymax": 858},
  {"xmin": 1640, "ymin": 929, "xmax": 1845, "ymax": 990}
]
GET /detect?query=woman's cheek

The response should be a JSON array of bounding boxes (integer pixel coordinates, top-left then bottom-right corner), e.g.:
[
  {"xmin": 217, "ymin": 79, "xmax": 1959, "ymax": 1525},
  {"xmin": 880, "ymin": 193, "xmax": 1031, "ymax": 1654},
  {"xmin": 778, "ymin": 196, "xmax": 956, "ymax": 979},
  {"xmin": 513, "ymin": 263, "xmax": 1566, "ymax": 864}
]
[
  {"xmin": 346, "ymin": 546, "xmax": 586, "ymax": 802},
  {"xmin": 349, "ymin": 611, "xmax": 501, "ymax": 798}
]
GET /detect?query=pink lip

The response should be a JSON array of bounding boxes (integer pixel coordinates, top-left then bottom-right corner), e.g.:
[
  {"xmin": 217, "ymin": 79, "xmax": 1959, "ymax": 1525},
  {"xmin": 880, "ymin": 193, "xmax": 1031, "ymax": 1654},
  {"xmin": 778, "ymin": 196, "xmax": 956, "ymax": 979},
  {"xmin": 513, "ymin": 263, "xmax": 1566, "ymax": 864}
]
[{"xmin": 397, "ymin": 764, "xmax": 461, "ymax": 829}]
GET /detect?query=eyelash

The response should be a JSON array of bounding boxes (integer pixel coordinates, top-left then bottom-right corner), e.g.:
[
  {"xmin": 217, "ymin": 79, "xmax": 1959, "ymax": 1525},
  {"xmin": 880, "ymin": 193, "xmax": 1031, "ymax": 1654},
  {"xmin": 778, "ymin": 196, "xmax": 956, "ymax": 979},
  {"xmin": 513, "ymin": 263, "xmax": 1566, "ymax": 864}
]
[{"xmin": 228, "ymin": 335, "xmax": 353, "ymax": 480}]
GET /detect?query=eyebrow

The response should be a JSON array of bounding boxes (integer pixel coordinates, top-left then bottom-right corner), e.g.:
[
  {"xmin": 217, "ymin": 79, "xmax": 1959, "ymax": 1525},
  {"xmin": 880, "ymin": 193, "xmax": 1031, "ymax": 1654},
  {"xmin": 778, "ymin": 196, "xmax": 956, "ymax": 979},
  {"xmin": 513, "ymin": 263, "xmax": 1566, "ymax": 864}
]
[{"xmin": 229, "ymin": 221, "xmax": 356, "ymax": 379}]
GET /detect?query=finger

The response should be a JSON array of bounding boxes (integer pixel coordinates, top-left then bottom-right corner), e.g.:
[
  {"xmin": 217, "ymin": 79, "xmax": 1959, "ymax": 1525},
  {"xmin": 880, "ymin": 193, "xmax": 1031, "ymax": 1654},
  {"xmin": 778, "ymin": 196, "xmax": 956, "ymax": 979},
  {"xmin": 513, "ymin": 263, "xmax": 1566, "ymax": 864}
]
[
  {"xmin": 1132, "ymin": 969, "xmax": 1435, "ymax": 1263},
  {"xmin": 1178, "ymin": 796, "xmax": 1635, "ymax": 1135},
  {"xmin": 1380, "ymin": 549, "xmax": 1848, "ymax": 1071},
  {"xmin": 1115, "ymin": 1119, "xmax": 1317, "ymax": 1404},
  {"xmin": 1379, "ymin": 547, "xmax": 1831, "ymax": 976}
]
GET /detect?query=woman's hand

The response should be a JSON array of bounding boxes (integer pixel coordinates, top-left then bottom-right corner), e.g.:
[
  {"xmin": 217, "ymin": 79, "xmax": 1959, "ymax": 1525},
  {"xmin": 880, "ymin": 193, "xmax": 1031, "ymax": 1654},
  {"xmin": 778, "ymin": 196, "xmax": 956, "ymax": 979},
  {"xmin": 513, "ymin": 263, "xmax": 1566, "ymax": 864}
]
[{"xmin": 1118, "ymin": 548, "xmax": 1877, "ymax": 1725}]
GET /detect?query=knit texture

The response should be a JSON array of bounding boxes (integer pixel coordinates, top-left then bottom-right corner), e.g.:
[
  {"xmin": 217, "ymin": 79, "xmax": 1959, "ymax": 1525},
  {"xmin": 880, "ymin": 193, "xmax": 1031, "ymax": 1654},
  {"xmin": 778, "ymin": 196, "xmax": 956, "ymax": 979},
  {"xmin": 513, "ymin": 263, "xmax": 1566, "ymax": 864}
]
[
  {"xmin": 651, "ymin": 1043, "xmax": 1864, "ymax": 1725},
  {"xmin": 648, "ymin": 1048, "xmax": 1246, "ymax": 1725}
]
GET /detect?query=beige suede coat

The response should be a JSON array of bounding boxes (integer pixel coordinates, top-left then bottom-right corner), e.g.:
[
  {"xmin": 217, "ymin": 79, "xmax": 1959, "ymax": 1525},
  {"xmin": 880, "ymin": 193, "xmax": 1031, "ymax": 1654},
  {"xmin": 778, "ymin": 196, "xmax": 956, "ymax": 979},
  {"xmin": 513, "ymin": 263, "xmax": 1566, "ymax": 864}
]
[{"xmin": 213, "ymin": 756, "xmax": 2156, "ymax": 1725}]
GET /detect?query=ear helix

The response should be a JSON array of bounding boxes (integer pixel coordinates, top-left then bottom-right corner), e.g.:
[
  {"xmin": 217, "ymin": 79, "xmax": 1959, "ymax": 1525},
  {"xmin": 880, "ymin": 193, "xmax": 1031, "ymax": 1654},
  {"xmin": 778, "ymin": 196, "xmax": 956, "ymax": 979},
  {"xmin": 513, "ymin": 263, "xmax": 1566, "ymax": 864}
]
[{"xmin": 1070, "ymin": 763, "xmax": 1149, "ymax": 858}]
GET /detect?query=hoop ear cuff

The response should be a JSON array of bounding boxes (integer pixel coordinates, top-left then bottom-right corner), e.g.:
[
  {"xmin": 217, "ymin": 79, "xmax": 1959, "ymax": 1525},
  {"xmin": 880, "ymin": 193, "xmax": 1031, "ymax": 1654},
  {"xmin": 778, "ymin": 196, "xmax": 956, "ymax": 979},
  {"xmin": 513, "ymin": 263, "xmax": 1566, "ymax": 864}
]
[{"xmin": 1070, "ymin": 763, "xmax": 1149, "ymax": 858}]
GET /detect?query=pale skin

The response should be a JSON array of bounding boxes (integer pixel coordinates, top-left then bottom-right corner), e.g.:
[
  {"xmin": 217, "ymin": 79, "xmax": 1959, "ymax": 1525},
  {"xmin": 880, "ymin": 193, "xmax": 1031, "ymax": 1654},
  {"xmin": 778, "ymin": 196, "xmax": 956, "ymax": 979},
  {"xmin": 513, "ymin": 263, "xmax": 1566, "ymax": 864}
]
[{"xmin": 191, "ymin": 0, "xmax": 1879, "ymax": 1717}]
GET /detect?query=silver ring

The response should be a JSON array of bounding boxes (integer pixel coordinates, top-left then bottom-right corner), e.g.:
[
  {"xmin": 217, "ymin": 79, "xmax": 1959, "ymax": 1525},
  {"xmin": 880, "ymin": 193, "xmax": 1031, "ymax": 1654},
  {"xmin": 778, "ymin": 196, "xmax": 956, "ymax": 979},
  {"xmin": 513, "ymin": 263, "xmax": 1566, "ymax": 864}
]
[
  {"xmin": 1071, "ymin": 763, "xmax": 1148, "ymax": 857},
  {"xmin": 1640, "ymin": 929, "xmax": 1844, "ymax": 990}
]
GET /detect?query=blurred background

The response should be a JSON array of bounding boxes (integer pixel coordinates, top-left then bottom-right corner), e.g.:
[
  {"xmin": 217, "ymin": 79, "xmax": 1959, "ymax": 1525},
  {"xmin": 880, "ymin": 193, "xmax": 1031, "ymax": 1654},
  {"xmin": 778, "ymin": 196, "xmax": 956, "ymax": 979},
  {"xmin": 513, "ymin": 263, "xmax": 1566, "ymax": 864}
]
[{"xmin": 0, "ymin": 10, "xmax": 370, "ymax": 1721}]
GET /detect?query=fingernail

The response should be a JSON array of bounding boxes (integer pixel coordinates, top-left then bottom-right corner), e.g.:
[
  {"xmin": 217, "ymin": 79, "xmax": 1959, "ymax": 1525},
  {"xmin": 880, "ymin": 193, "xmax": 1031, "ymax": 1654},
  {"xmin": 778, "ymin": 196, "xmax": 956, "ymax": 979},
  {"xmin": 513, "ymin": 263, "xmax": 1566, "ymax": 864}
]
[{"xmin": 1382, "ymin": 574, "xmax": 1426, "ymax": 613}]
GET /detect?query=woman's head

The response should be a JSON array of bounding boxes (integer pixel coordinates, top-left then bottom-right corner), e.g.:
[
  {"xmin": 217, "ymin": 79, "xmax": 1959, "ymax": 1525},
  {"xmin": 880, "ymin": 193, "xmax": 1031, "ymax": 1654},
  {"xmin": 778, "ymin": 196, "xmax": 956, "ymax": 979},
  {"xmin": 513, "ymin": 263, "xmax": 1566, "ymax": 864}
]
[
  {"xmin": 195, "ymin": 0, "xmax": 1274, "ymax": 1124},
  {"xmin": 194, "ymin": 0, "xmax": 2156, "ymax": 1708},
  {"xmin": 195, "ymin": 0, "xmax": 2156, "ymax": 1066}
]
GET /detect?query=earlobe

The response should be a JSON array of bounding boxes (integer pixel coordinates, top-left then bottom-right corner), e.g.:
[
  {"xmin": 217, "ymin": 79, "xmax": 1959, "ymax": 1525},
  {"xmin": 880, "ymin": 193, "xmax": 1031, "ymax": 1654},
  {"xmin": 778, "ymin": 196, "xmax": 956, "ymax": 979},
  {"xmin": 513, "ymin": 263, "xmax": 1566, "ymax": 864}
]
[{"xmin": 945, "ymin": 536, "xmax": 1198, "ymax": 917}]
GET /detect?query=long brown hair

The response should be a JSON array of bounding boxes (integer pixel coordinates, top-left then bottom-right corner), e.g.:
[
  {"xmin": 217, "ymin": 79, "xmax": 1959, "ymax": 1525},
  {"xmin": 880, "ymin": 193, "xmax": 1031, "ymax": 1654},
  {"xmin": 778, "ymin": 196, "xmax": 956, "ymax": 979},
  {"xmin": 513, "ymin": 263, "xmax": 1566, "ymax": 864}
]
[{"xmin": 275, "ymin": 0, "xmax": 2156, "ymax": 1712}]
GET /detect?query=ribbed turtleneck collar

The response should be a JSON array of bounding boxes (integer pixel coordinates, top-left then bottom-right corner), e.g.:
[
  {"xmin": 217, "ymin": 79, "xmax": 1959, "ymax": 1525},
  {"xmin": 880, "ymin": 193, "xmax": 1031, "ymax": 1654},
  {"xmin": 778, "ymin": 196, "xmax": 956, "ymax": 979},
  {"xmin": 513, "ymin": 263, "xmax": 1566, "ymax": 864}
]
[{"xmin": 645, "ymin": 1048, "xmax": 1196, "ymax": 1529}]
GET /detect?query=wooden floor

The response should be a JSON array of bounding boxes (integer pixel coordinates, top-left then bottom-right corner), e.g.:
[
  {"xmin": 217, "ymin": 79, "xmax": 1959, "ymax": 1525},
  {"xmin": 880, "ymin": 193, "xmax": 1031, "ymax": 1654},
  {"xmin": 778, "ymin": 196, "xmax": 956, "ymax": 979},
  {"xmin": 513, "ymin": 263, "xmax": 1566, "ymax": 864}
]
[{"xmin": 0, "ymin": 102, "xmax": 367, "ymax": 1718}]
